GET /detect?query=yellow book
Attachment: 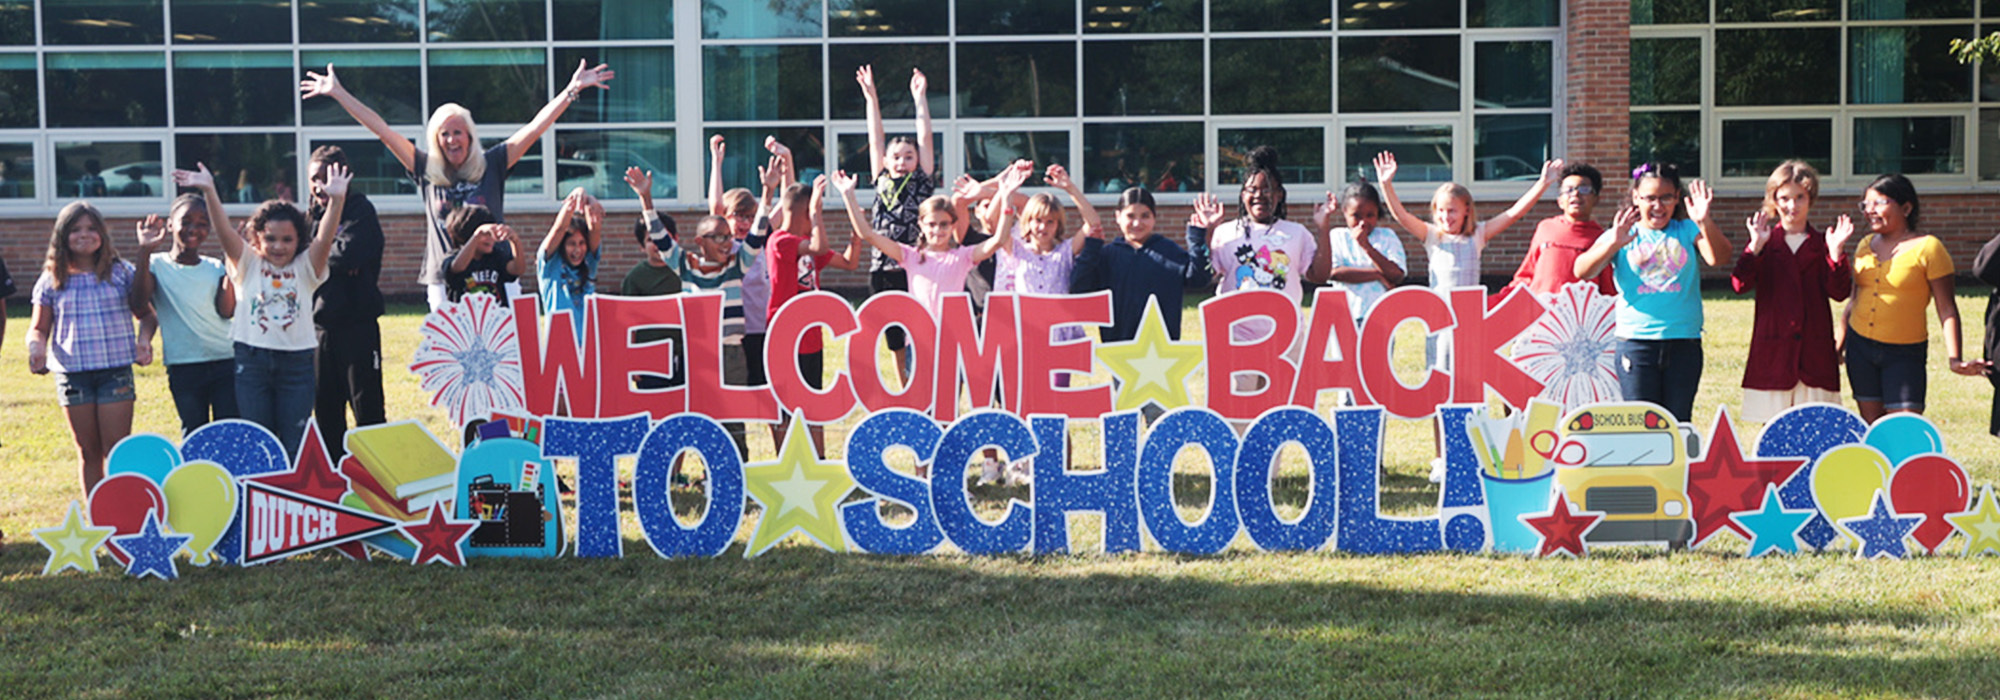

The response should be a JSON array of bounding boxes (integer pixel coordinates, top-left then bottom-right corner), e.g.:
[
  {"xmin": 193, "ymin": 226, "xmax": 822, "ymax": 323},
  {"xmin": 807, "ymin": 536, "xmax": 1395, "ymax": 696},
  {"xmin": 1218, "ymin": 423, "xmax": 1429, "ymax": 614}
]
[{"xmin": 345, "ymin": 421, "xmax": 458, "ymax": 499}]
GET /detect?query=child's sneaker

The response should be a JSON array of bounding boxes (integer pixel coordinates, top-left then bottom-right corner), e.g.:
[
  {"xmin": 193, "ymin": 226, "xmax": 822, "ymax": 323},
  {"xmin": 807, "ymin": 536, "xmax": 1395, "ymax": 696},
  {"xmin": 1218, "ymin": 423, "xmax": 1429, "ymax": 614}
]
[
  {"xmin": 977, "ymin": 458, "xmax": 1003, "ymax": 486},
  {"xmin": 1427, "ymin": 457, "xmax": 1448, "ymax": 484}
]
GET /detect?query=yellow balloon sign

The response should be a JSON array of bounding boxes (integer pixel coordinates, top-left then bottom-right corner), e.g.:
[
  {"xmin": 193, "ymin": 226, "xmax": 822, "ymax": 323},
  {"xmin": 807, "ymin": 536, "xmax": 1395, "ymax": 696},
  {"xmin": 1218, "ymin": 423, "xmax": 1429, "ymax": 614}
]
[
  {"xmin": 1811, "ymin": 445, "xmax": 1892, "ymax": 547},
  {"xmin": 162, "ymin": 460, "xmax": 239, "ymax": 566}
]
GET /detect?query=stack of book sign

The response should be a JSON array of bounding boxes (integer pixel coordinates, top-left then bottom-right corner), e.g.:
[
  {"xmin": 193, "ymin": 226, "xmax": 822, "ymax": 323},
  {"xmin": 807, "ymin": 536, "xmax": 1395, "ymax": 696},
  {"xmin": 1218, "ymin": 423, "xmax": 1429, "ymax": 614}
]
[{"xmin": 341, "ymin": 422, "xmax": 457, "ymax": 521}]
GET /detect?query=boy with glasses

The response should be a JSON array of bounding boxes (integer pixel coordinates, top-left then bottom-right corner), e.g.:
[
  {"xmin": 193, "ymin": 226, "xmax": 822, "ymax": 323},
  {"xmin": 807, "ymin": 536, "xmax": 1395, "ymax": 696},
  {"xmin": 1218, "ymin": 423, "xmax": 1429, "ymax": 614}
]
[{"xmin": 1504, "ymin": 162, "xmax": 1615, "ymax": 297}]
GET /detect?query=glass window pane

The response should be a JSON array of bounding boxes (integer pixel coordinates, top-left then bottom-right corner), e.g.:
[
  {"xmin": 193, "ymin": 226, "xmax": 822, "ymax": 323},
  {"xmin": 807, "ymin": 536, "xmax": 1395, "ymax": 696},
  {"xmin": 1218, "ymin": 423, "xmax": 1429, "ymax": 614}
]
[
  {"xmin": 46, "ymin": 53, "xmax": 167, "ymax": 128},
  {"xmin": 176, "ymin": 134, "xmax": 297, "ymax": 203},
  {"xmin": 957, "ymin": 42, "xmax": 1076, "ymax": 118},
  {"xmin": 1854, "ymin": 117, "xmax": 1964, "ymax": 175},
  {"xmin": 1084, "ymin": 40, "xmax": 1203, "ymax": 116},
  {"xmin": 0, "ymin": 54, "xmax": 35, "ymax": 127},
  {"xmin": 1631, "ymin": 0, "xmax": 1706, "ymax": 24},
  {"xmin": 964, "ymin": 131, "xmax": 1069, "ymax": 185},
  {"xmin": 959, "ymin": 0, "xmax": 1075, "ymax": 34},
  {"xmin": 57, "ymin": 142, "xmax": 162, "ymax": 199},
  {"xmin": 1985, "ymin": 25, "xmax": 2000, "ymax": 102},
  {"xmin": 0, "ymin": 0, "xmax": 32, "ymax": 45},
  {"xmin": 1981, "ymin": 109, "xmax": 2000, "ymax": 180},
  {"xmin": 1343, "ymin": 0, "xmax": 1458, "ymax": 29},
  {"xmin": 1631, "ymin": 38, "xmax": 1700, "ymax": 107},
  {"xmin": 301, "ymin": 51, "xmax": 422, "ymax": 126},
  {"xmin": 827, "ymin": 44, "xmax": 951, "ymax": 120},
  {"xmin": 309, "ymin": 138, "xmax": 418, "ymax": 197},
  {"xmin": 428, "ymin": 49, "xmax": 547, "ymax": 125},
  {"xmin": 1720, "ymin": 119, "xmax": 1830, "ymax": 177},
  {"xmin": 1718, "ymin": 0, "xmax": 1838, "ymax": 21},
  {"xmin": 554, "ymin": 47, "xmax": 672, "ymax": 123},
  {"xmin": 0, "ymin": 142, "xmax": 32, "ymax": 199},
  {"xmin": 1851, "ymin": 0, "xmax": 1971, "ymax": 18},
  {"xmin": 300, "ymin": 0, "xmax": 420, "ymax": 43},
  {"xmin": 1084, "ymin": 123, "xmax": 1202, "ymax": 194},
  {"xmin": 489, "ymin": 136, "xmax": 544, "ymax": 196},
  {"xmin": 1850, "ymin": 26, "xmax": 1973, "ymax": 104},
  {"xmin": 1474, "ymin": 114, "xmax": 1551, "ymax": 182},
  {"xmin": 1340, "ymin": 37, "xmax": 1459, "ymax": 113},
  {"xmin": 704, "ymin": 45, "xmax": 824, "ymax": 122},
  {"xmin": 174, "ymin": 52, "xmax": 295, "ymax": 127},
  {"xmin": 1475, "ymin": 41, "xmax": 1552, "ymax": 109},
  {"xmin": 173, "ymin": 0, "xmax": 291, "ymax": 44},
  {"xmin": 1214, "ymin": 39, "xmax": 1331, "ymax": 115},
  {"xmin": 1214, "ymin": 0, "xmax": 1331, "ymax": 31},
  {"xmin": 1219, "ymin": 128, "xmax": 1324, "ymax": 186},
  {"xmin": 828, "ymin": 0, "xmax": 947, "ymax": 37},
  {"xmin": 429, "ymin": 0, "xmax": 544, "ymax": 42},
  {"xmin": 555, "ymin": 129, "xmax": 676, "ymax": 201},
  {"xmin": 44, "ymin": 1, "xmax": 163, "ymax": 44},
  {"xmin": 1630, "ymin": 111, "xmax": 1701, "ymax": 175},
  {"xmin": 1346, "ymin": 125, "xmax": 1452, "ymax": 183},
  {"xmin": 1716, "ymin": 29, "xmax": 1839, "ymax": 106},
  {"xmin": 557, "ymin": 0, "xmax": 675, "ymax": 40},
  {"xmin": 1469, "ymin": 0, "xmax": 1558, "ymax": 27},
  {"xmin": 705, "ymin": 127, "xmax": 828, "ymax": 194},
  {"xmin": 1085, "ymin": 0, "xmax": 1202, "ymax": 33},
  {"xmin": 702, "ymin": 0, "xmax": 816, "ymax": 39},
  {"xmin": 835, "ymin": 133, "xmax": 946, "ymax": 187}
]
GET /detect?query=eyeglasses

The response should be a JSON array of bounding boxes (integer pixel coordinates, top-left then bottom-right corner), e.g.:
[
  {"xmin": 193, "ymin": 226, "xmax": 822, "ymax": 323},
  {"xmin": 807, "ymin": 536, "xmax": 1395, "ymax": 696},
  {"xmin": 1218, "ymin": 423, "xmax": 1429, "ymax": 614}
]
[
  {"xmin": 1634, "ymin": 194, "xmax": 1674, "ymax": 204},
  {"xmin": 696, "ymin": 232, "xmax": 733, "ymax": 243},
  {"xmin": 1857, "ymin": 199, "xmax": 1893, "ymax": 212},
  {"xmin": 1558, "ymin": 185, "xmax": 1595, "ymax": 196}
]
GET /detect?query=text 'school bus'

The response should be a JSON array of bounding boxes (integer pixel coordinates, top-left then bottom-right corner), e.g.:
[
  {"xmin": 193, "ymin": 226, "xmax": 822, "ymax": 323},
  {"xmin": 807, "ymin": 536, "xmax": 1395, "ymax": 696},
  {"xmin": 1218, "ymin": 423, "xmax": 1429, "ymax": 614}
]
[{"xmin": 1550, "ymin": 404, "xmax": 1701, "ymax": 547}]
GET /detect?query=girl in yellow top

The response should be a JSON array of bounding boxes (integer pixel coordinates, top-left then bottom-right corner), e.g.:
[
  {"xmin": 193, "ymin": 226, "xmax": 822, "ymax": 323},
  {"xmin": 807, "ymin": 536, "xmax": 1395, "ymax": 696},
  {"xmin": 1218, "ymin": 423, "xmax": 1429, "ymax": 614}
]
[{"xmin": 1845, "ymin": 174, "xmax": 1991, "ymax": 422}]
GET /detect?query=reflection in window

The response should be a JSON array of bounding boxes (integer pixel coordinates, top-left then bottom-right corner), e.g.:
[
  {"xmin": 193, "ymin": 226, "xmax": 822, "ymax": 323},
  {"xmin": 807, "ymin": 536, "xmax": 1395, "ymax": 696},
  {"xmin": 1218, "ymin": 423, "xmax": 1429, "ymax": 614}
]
[
  {"xmin": 1219, "ymin": 129, "xmax": 1324, "ymax": 186},
  {"xmin": 1347, "ymin": 125, "xmax": 1452, "ymax": 182},
  {"xmin": 1340, "ymin": 37, "xmax": 1459, "ymax": 113},
  {"xmin": 176, "ymin": 133, "xmax": 297, "ymax": 203},
  {"xmin": 1981, "ymin": 110, "xmax": 2000, "ymax": 180},
  {"xmin": 487, "ymin": 136, "xmax": 544, "ymax": 196},
  {"xmin": 705, "ymin": 127, "xmax": 828, "ymax": 194},
  {"xmin": 958, "ymin": 0, "xmax": 1073, "ymax": 34},
  {"xmin": 957, "ymin": 43, "xmax": 1075, "ymax": 118},
  {"xmin": 964, "ymin": 131, "xmax": 1067, "ymax": 185},
  {"xmin": 56, "ymin": 142, "xmax": 162, "ymax": 199},
  {"xmin": 174, "ymin": 52, "xmax": 295, "ymax": 127},
  {"xmin": 0, "ymin": 143, "xmax": 33, "ymax": 199},
  {"xmin": 1084, "ymin": 41, "xmax": 1203, "ymax": 116},
  {"xmin": 556, "ymin": 47, "xmax": 673, "ymax": 123},
  {"xmin": 429, "ymin": 49, "xmax": 547, "ymax": 124},
  {"xmin": 301, "ymin": 51, "xmax": 422, "ymax": 126},
  {"xmin": 300, "ymin": 0, "xmax": 420, "ymax": 43},
  {"xmin": 702, "ymin": 0, "xmax": 816, "ymax": 39},
  {"xmin": 1212, "ymin": 0, "xmax": 1330, "ymax": 32},
  {"xmin": 1083, "ymin": 122, "xmax": 1202, "ymax": 194},
  {"xmin": 704, "ymin": 46, "xmax": 823, "ymax": 122},
  {"xmin": 1717, "ymin": 0, "xmax": 1838, "ymax": 22},
  {"xmin": 1630, "ymin": 38, "xmax": 1700, "ymax": 107},
  {"xmin": 1630, "ymin": 111, "xmax": 1701, "ymax": 175},
  {"xmin": 1084, "ymin": 0, "xmax": 1201, "ymax": 32},
  {"xmin": 1850, "ymin": 26, "xmax": 1972, "ymax": 104},
  {"xmin": 309, "ymin": 139, "xmax": 418, "ymax": 196},
  {"xmin": 1720, "ymin": 119, "xmax": 1830, "ymax": 177},
  {"xmin": 557, "ymin": 0, "xmax": 674, "ymax": 40},
  {"xmin": 0, "ymin": 54, "xmax": 35, "ymax": 127},
  {"xmin": 1475, "ymin": 42, "xmax": 1552, "ymax": 109},
  {"xmin": 1854, "ymin": 117, "xmax": 1963, "ymax": 175},
  {"xmin": 1631, "ymin": 0, "xmax": 1706, "ymax": 24},
  {"xmin": 1716, "ymin": 29, "xmax": 1838, "ymax": 106},
  {"xmin": 1213, "ymin": 39, "xmax": 1330, "ymax": 115},
  {"xmin": 836, "ymin": 133, "xmax": 945, "ymax": 187},
  {"xmin": 828, "ymin": 0, "xmax": 946, "ymax": 37},
  {"xmin": 828, "ymin": 43, "xmax": 950, "ymax": 120},
  {"xmin": 173, "ymin": 0, "xmax": 291, "ymax": 43},
  {"xmin": 1469, "ymin": 0, "xmax": 1559, "ymax": 27},
  {"xmin": 555, "ymin": 129, "xmax": 676, "ymax": 200},
  {"xmin": 43, "ymin": 0, "xmax": 164, "ymax": 45},
  {"xmin": 1850, "ymin": 0, "xmax": 1972, "ymax": 19},
  {"xmin": 1986, "ymin": 25, "xmax": 2000, "ymax": 102},
  {"xmin": 1475, "ymin": 115, "xmax": 1551, "ymax": 182},
  {"xmin": 429, "ymin": 0, "xmax": 544, "ymax": 42},
  {"xmin": 1, "ymin": 0, "xmax": 32, "ymax": 45},
  {"xmin": 1342, "ymin": 0, "xmax": 1458, "ymax": 29},
  {"xmin": 46, "ymin": 53, "xmax": 167, "ymax": 128}
]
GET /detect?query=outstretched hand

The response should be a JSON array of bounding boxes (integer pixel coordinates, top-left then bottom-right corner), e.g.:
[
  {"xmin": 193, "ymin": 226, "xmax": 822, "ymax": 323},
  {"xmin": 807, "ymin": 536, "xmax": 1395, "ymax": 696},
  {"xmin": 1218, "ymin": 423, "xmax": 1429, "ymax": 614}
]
[
  {"xmin": 1189, "ymin": 193, "xmax": 1226, "ymax": 230},
  {"xmin": 1610, "ymin": 204, "xmax": 1641, "ymax": 244},
  {"xmin": 1745, "ymin": 210, "xmax": 1773, "ymax": 254},
  {"xmin": 320, "ymin": 163, "xmax": 351, "ymax": 199},
  {"xmin": 1045, "ymin": 163, "xmax": 1077, "ymax": 191},
  {"xmin": 624, "ymin": 166, "xmax": 653, "ymax": 198},
  {"xmin": 172, "ymin": 162, "xmax": 216, "ymax": 191},
  {"xmin": 910, "ymin": 68, "xmax": 929, "ymax": 98},
  {"xmin": 570, "ymin": 60, "xmax": 615, "ymax": 91},
  {"xmin": 829, "ymin": 169, "xmax": 859, "ymax": 193},
  {"xmin": 299, "ymin": 64, "xmax": 341, "ymax": 99},
  {"xmin": 1826, "ymin": 214, "xmax": 1856, "ymax": 259},
  {"xmin": 1312, "ymin": 191, "xmax": 1337, "ymax": 234},
  {"xmin": 1684, "ymin": 179, "xmax": 1714, "ymax": 222},
  {"xmin": 856, "ymin": 65, "xmax": 878, "ymax": 98},
  {"xmin": 137, "ymin": 215, "xmax": 168, "ymax": 254},
  {"xmin": 1373, "ymin": 151, "xmax": 1399, "ymax": 183},
  {"xmin": 952, "ymin": 174, "xmax": 985, "ymax": 202},
  {"xmin": 996, "ymin": 160, "xmax": 1032, "ymax": 194},
  {"xmin": 710, "ymin": 134, "xmax": 725, "ymax": 158},
  {"xmin": 1540, "ymin": 158, "xmax": 1566, "ymax": 183}
]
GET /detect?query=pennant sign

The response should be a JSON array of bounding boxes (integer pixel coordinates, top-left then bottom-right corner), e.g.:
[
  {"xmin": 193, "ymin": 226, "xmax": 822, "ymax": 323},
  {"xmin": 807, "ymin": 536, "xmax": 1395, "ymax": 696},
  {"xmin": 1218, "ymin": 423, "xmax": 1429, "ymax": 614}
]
[{"xmin": 241, "ymin": 481, "xmax": 401, "ymax": 566}]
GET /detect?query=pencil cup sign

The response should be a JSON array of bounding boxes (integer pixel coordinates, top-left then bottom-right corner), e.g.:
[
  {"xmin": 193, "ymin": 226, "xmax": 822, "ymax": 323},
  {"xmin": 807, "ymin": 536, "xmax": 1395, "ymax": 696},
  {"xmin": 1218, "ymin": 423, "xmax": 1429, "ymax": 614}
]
[{"xmin": 34, "ymin": 283, "xmax": 2000, "ymax": 579}]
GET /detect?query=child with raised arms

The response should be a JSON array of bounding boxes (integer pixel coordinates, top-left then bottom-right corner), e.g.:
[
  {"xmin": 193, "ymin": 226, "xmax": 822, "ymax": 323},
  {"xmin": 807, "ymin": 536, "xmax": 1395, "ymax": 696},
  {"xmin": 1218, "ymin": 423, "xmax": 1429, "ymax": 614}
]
[
  {"xmin": 856, "ymin": 64, "xmax": 937, "ymax": 380},
  {"xmin": 1504, "ymin": 162, "xmax": 1616, "ymax": 297},
  {"xmin": 1729, "ymin": 160, "xmax": 1853, "ymax": 423},
  {"xmin": 536, "ymin": 187, "xmax": 603, "ymax": 336},
  {"xmin": 1198, "ymin": 146, "xmax": 1332, "ymax": 395},
  {"xmin": 132, "ymin": 191, "xmax": 238, "ymax": 435}
]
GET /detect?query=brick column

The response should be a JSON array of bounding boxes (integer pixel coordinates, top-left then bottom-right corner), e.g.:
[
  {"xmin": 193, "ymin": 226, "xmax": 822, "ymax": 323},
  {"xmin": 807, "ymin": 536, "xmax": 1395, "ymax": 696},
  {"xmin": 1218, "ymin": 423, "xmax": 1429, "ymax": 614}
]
[{"xmin": 1565, "ymin": 0, "xmax": 1632, "ymax": 198}]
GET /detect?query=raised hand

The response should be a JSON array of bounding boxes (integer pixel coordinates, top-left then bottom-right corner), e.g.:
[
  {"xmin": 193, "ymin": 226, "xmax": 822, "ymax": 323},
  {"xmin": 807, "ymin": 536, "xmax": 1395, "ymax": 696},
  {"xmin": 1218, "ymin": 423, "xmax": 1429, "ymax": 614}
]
[
  {"xmin": 136, "ymin": 214, "xmax": 168, "ymax": 254},
  {"xmin": 910, "ymin": 68, "xmax": 928, "ymax": 98},
  {"xmin": 829, "ymin": 169, "xmax": 858, "ymax": 193},
  {"xmin": 623, "ymin": 166, "xmax": 653, "ymax": 197},
  {"xmin": 1312, "ymin": 191, "xmax": 1337, "ymax": 234},
  {"xmin": 569, "ymin": 60, "xmax": 615, "ymax": 91},
  {"xmin": 764, "ymin": 134, "xmax": 792, "ymax": 160},
  {"xmin": 759, "ymin": 154, "xmax": 789, "ymax": 191},
  {"xmin": 1745, "ymin": 210, "xmax": 1773, "ymax": 254},
  {"xmin": 172, "ymin": 162, "xmax": 216, "ymax": 191},
  {"xmin": 1540, "ymin": 158, "xmax": 1565, "ymax": 183},
  {"xmin": 1826, "ymin": 214, "xmax": 1856, "ymax": 259},
  {"xmin": 1045, "ymin": 163, "xmax": 1076, "ymax": 191},
  {"xmin": 1685, "ymin": 179, "xmax": 1714, "ymax": 222},
  {"xmin": 1610, "ymin": 204, "xmax": 1641, "ymax": 244},
  {"xmin": 856, "ymin": 65, "xmax": 878, "ymax": 99},
  {"xmin": 299, "ymin": 64, "xmax": 342, "ymax": 99},
  {"xmin": 952, "ymin": 173, "xmax": 985, "ymax": 202},
  {"xmin": 709, "ymin": 133, "xmax": 725, "ymax": 159},
  {"xmin": 1188, "ymin": 193, "xmax": 1226, "ymax": 230},
  {"xmin": 1373, "ymin": 151, "xmax": 1399, "ymax": 183},
  {"xmin": 996, "ymin": 161, "xmax": 1032, "ymax": 194},
  {"xmin": 320, "ymin": 162, "xmax": 351, "ymax": 198},
  {"xmin": 812, "ymin": 174, "xmax": 828, "ymax": 203}
]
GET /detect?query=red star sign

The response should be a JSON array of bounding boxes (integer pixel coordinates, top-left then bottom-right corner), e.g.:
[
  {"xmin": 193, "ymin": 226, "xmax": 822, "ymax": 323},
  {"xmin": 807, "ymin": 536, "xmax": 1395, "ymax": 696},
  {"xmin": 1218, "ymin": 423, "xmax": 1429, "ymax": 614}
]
[
  {"xmin": 403, "ymin": 503, "xmax": 476, "ymax": 566},
  {"xmin": 1523, "ymin": 496, "xmax": 1602, "ymax": 558},
  {"xmin": 1686, "ymin": 408, "xmax": 1805, "ymax": 548}
]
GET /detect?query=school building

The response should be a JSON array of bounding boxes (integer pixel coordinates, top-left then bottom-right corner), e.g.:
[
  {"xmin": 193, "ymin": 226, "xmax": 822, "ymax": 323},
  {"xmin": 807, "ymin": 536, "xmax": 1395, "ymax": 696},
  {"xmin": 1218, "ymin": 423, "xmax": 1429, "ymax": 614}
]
[{"xmin": 0, "ymin": 0, "xmax": 1996, "ymax": 296}]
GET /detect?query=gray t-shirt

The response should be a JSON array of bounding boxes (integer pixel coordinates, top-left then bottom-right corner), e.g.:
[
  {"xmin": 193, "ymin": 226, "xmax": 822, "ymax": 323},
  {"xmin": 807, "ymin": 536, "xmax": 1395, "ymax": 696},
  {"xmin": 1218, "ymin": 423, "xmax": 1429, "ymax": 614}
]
[{"xmin": 413, "ymin": 142, "xmax": 511, "ymax": 285}]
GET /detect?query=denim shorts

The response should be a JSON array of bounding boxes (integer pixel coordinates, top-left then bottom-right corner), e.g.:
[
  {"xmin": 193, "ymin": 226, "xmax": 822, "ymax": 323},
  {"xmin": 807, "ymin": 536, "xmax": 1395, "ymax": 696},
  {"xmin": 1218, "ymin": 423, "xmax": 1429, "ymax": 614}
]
[
  {"xmin": 1846, "ymin": 332, "xmax": 1928, "ymax": 411},
  {"xmin": 56, "ymin": 366, "xmax": 136, "ymax": 407}
]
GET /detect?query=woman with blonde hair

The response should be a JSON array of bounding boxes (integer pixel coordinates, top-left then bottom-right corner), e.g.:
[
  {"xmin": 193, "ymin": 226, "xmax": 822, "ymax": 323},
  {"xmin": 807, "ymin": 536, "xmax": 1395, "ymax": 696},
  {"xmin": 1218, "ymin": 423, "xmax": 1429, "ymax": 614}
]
[{"xmin": 301, "ymin": 59, "xmax": 615, "ymax": 309}]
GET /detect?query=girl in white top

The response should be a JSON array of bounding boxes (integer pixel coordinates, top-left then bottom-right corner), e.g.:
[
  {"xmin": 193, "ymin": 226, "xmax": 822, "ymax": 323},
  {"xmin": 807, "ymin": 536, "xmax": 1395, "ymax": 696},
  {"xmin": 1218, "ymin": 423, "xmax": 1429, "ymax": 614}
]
[{"xmin": 1199, "ymin": 146, "xmax": 1333, "ymax": 400}]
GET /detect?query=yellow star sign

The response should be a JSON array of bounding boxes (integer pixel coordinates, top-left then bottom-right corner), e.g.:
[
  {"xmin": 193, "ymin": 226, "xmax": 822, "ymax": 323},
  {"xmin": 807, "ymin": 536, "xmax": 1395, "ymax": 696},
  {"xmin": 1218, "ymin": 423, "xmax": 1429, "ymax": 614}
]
[
  {"xmin": 1095, "ymin": 297, "xmax": 1205, "ymax": 412},
  {"xmin": 1948, "ymin": 485, "xmax": 2000, "ymax": 556},
  {"xmin": 742, "ymin": 414, "xmax": 857, "ymax": 557},
  {"xmin": 32, "ymin": 500, "xmax": 116, "ymax": 575}
]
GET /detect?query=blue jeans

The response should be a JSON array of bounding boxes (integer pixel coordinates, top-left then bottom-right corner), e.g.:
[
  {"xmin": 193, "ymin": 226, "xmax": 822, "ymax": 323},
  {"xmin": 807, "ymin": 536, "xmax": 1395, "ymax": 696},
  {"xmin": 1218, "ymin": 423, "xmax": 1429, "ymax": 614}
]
[
  {"xmin": 167, "ymin": 359, "xmax": 238, "ymax": 436},
  {"xmin": 1616, "ymin": 338, "xmax": 1703, "ymax": 423},
  {"xmin": 235, "ymin": 342, "xmax": 316, "ymax": 459}
]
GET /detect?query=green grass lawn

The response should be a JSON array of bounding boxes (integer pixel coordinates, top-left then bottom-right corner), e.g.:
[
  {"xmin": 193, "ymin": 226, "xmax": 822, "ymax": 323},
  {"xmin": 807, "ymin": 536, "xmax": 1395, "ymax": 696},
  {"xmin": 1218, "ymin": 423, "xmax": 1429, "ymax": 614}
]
[{"xmin": 5, "ymin": 290, "xmax": 2000, "ymax": 697}]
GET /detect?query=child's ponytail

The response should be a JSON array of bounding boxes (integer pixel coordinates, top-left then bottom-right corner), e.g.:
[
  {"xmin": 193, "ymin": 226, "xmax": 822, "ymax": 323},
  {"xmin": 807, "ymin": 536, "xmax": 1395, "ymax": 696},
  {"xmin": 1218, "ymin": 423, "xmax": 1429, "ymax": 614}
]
[
  {"xmin": 1240, "ymin": 145, "xmax": 1288, "ymax": 221},
  {"xmin": 1631, "ymin": 162, "xmax": 1688, "ymax": 220}
]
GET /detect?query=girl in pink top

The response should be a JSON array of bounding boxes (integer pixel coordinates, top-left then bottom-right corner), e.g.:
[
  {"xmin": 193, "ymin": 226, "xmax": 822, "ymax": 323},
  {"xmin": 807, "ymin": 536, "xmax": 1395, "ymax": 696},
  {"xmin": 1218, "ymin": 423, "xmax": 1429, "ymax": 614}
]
[{"xmin": 832, "ymin": 165, "xmax": 1025, "ymax": 312}]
